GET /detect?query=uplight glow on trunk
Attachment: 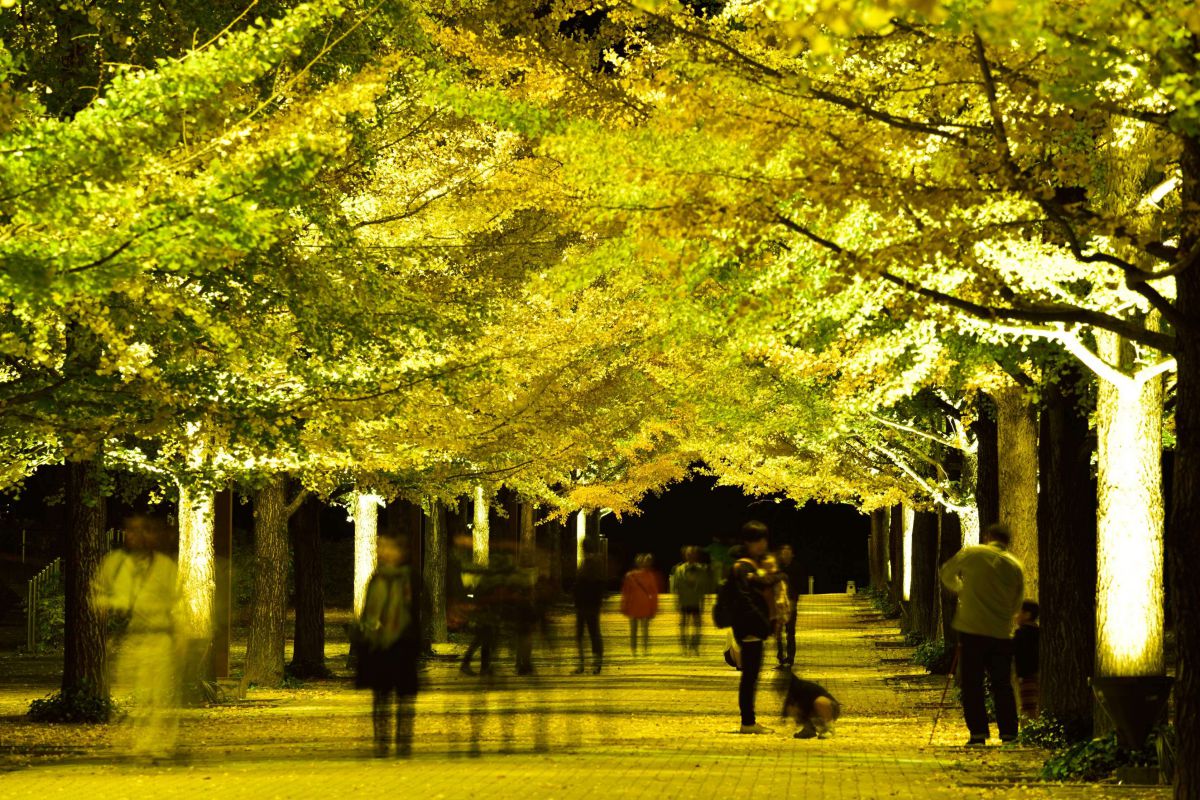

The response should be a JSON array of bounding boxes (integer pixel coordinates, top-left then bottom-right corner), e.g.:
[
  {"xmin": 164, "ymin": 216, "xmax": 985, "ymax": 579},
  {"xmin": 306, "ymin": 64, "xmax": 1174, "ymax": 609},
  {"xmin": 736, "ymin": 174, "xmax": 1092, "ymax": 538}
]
[{"xmin": 353, "ymin": 492, "xmax": 382, "ymax": 617}]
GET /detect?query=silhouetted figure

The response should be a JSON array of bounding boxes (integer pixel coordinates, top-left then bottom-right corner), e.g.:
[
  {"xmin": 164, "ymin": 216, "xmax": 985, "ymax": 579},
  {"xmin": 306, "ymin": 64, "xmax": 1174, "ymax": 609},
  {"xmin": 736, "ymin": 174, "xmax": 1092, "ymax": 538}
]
[
  {"xmin": 620, "ymin": 554, "xmax": 661, "ymax": 655},
  {"xmin": 776, "ymin": 543, "xmax": 805, "ymax": 667},
  {"xmin": 940, "ymin": 523, "xmax": 1025, "ymax": 746},
  {"xmin": 93, "ymin": 513, "xmax": 180, "ymax": 760},
  {"xmin": 1013, "ymin": 600, "xmax": 1040, "ymax": 718},
  {"xmin": 357, "ymin": 534, "xmax": 419, "ymax": 757},
  {"xmin": 730, "ymin": 521, "xmax": 781, "ymax": 734},
  {"xmin": 574, "ymin": 542, "xmax": 607, "ymax": 674},
  {"xmin": 671, "ymin": 546, "xmax": 711, "ymax": 656}
]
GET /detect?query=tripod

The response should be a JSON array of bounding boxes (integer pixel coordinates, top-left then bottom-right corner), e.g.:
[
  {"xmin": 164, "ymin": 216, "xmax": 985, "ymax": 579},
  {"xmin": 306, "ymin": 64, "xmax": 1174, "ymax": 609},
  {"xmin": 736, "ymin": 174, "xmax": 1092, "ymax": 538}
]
[{"xmin": 928, "ymin": 643, "xmax": 961, "ymax": 745}]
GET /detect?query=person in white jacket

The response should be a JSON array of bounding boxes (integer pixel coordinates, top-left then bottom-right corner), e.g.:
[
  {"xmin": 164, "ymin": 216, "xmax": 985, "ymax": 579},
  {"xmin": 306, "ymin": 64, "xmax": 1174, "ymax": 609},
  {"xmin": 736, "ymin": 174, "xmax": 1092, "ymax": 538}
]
[{"xmin": 940, "ymin": 523, "xmax": 1025, "ymax": 746}]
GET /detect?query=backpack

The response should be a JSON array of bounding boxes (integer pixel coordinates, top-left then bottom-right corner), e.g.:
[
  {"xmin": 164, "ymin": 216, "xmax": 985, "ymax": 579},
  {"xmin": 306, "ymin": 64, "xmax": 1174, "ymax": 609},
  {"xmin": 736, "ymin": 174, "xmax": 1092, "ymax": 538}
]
[{"xmin": 711, "ymin": 558, "xmax": 757, "ymax": 629}]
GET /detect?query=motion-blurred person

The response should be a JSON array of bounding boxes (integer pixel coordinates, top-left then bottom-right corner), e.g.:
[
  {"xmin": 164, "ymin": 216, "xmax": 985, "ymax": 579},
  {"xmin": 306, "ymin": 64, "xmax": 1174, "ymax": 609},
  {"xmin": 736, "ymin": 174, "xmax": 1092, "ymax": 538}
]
[
  {"xmin": 730, "ymin": 521, "xmax": 782, "ymax": 734},
  {"xmin": 940, "ymin": 523, "xmax": 1025, "ymax": 745},
  {"xmin": 780, "ymin": 673, "xmax": 841, "ymax": 740},
  {"xmin": 620, "ymin": 554, "xmax": 661, "ymax": 656},
  {"xmin": 776, "ymin": 543, "xmax": 805, "ymax": 667},
  {"xmin": 705, "ymin": 534, "xmax": 731, "ymax": 590},
  {"xmin": 92, "ymin": 513, "xmax": 180, "ymax": 760},
  {"xmin": 760, "ymin": 553, "xmax": 791, "ymax": 666},
  {"xmin": 574, "ymin": 540, "xmax": 607, "ymax": 674},
  {"xmin": 670, "ymin": 546, "xmax": 711, "ymax": 655},
  {"xmin": 357, "ymin": 533, "xmax": 419, "ymax": 757}
]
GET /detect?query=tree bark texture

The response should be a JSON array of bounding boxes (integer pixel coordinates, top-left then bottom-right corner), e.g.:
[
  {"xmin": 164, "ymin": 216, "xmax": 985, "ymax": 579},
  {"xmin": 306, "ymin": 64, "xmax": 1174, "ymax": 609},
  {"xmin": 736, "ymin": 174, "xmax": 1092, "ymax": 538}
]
[
  {"xmin": 62, "ymin": 458, "xmax": 107, "ymax": 699},
  {"xmin": 995, "ymin": 384, "xmax": 1040, "ymax": 599},
  {"xmin": 423, "ymin": 500, "xmax": 448, "ymax": 644},
  {"xmin": 1170, "ymin": 134, "xmax": 1200, "ymax": 800},
  {"xmin": 972, "ymin": 393, "xmax": 1001, "ymax": 531},
  {"xmin": 1037, "ymin": 374, "xmax": 1096, "ymax": 727},
  {"xmin": 869, "ymin": 509, "xmax": 888, "ymax": 590},
  {"xmin": 908, "ymin": 510, "xmax": 940, "ymax": 642},
  {"xmin": 939, "ymin": 509, "xmax": 962, "ymax": 644},
  {"xmin": 243, "ymin": 475, "xmax": 289, "ymax": 687},
  {"xmin": 289, "ymin": 496, "xmax": 327, "ymax": 678},
  {"xmin": 519, "ymin": 501, "xmax": 536, "ymax": 569},
  {"xmin": 1095, "ymin": 331, "xmax": 1165, "ymax": 678}
]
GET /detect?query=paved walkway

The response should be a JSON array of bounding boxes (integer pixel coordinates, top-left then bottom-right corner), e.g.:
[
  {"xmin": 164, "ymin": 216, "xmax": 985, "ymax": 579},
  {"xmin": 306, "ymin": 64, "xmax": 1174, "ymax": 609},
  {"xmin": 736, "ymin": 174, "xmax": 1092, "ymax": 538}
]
[{"xmin": 0, "ymin": 594, "xmax": 1166, "ymax": 798}]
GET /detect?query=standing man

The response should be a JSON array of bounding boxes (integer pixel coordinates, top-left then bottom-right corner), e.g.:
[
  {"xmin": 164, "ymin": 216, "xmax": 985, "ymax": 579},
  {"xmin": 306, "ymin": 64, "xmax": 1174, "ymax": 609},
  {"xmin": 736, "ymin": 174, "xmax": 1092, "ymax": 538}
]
[
  {"xmin": 776, "ymin": 543, "xmax": 805, "ymax": 668},
  {"xmin": 670, "ymin": 546, "xmax": 711, "ymax": 656},
  {"xmin": 939, "ymin": 523, "xmax": 1026, "ymax": 745},
  {"xmin": 731, "ymin": 521, "xmax": 782, "ymax": 734},
  {"xmin": 573, "ymin": 540, "xmax": 607, "ymax": 674}
]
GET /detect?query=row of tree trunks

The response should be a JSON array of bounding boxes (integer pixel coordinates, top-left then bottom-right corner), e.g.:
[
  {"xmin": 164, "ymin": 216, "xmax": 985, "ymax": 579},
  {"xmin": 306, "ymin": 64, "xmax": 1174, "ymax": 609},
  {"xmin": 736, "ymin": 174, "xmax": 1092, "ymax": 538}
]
[
  {"xmin": 1036, "ymin": 372, "xmax": 1096, "ymax": 729},
  {"xmin": 995, "ymin": 384, "xmax": 1040, "ymax": 599}
]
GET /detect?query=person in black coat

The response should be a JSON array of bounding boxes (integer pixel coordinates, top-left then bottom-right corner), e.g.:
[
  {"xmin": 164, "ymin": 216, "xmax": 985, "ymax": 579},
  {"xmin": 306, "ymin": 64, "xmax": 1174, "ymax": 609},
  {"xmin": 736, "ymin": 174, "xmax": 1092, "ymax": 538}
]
[
  {"xmin": 357, "ymin": 534, "xmax": 419, "ymax": 757},
  {"xmin": 573, "ymin": 540, "xmax": 607, "ymax": 674},
  {"xmin": 730, "ymin": 521, "xmax": 782, "ymax": 734}
]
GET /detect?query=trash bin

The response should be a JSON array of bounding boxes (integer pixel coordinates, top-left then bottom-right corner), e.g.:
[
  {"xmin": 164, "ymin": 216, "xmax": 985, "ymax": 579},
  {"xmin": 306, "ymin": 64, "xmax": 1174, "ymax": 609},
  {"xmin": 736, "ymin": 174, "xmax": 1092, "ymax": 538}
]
[{"xmin": 846, "ymin": 581, "xmax": 856, "ymax": 595}]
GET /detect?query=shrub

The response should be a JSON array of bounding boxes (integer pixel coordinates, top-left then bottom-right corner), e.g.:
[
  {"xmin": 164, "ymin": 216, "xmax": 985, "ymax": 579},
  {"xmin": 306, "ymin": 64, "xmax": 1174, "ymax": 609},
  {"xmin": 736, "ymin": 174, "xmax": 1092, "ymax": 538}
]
[
  {"xmin": 912, "ymin": 638, "xmax": 955, "ymax": 674},
  {"xmin": 1040, "ymin": 731, "xmax": 1158, "ymax": 782},
  {"xmin": 28, "ymin": 685, "xmax": 117, "ymax": 723},
  {"xmin": 1018, "ymin": 714, "xmax": 1069, "ymax": 750}
]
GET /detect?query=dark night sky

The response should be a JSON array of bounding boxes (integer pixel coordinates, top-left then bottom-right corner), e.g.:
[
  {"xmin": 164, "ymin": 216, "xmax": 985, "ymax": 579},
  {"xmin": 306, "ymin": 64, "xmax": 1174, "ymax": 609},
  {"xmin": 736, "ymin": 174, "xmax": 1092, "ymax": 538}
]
[{"xmin": 600, "ymin": 473, "xmax": 869, "ymax": 593}]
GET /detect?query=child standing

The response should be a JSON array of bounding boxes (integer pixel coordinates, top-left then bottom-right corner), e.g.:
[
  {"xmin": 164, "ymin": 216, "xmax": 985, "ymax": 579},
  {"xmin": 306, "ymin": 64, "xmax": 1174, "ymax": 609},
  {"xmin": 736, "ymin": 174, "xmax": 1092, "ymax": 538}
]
[{"xmin": 1013, "ymin": 600, "xmax": 1040, "ymax": 719}]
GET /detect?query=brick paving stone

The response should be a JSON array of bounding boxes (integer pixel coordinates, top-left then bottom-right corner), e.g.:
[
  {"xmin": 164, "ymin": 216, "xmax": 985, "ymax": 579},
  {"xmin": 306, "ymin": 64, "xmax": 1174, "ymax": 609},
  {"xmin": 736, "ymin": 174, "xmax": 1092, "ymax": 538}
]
[{"xmin": 0, "ymin": 594, "xmax": 1170, "ymax": 798}]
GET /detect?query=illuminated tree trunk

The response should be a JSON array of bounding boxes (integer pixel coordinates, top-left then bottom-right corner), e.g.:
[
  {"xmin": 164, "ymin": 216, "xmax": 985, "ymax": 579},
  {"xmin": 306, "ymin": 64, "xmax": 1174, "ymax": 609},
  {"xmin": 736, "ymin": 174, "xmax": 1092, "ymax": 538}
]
[
  {"xmin": 289, "ymin": 496, "xmax": 328, "ymax": 678},
  {"xmin": 995, "ymin": 384, "xmax": 1040, "ymax": 598},
  {"xmin": 177, "ymin": 485, "xmax": 215, "ymax": 642},
  {"xmin": 888, "ymin": 506, "xmax": 903, "ymax": 605},
  {"xmin": 473, "ymin": 485, "xmax": 490, "ymax": 566},
  {"xmin": 1170, "ymin": 134, "xmax": 1200, "ymax": 800},
  {"xmin": 1095, "ymin": 331, "xmax": 1164, "ymax": 679},
  {"xmin": 908, "ymin": 509, "xmax": 941, "ymax": 642},
  {"xmin": 353, "ymin": 492, "xmax": 380, "ymax": 618},
  {"xmin": 1037, "ymin": 373, "xmax": 1096, "ymax": 728},
  {"xmin": 62, "ymin": 457, "xmax": 107, "ymax": 702},
  {"xmin": 244, "ymin": 475, "xmax": 297, "ymax": 688},
  {"xmin": 972, "ymin": 394, "xmax": 1000, "ymax": 530},
  {"xmin": 423, "ymin": 500, "xmax": 448, "ymax": 644}
]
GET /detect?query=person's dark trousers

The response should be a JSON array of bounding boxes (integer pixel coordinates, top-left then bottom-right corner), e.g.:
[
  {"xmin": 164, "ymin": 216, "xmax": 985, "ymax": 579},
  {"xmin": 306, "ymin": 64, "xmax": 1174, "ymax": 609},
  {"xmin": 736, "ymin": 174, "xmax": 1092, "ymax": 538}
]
[
  {"xmin": 629, "ymin": 618, "xmax": 650, "ymax": 654},
  {"xmin": 463, "ymin": 624, "xmax": 496, "ymax": 672},
  {"xmin": 958, "ymin": 631, "xmax": 1019, "ymax": 740},
  {"xmin": 372, "ymin": 690, "xmax": 415, "ymax": 757},
  {"xmin": 777, "ymin": 599, "xmax": 797, "ymax": 664},
  {"xmin": 576, "ymin": 609, "xmax": 603, "ymax": 668},
  {"xmin": 738, "ymin": 639, "xmax": 765, "ymax": 726},
  {"xmin": 680, "ymin": 606, "xmax": 701, "ymax": 653}
]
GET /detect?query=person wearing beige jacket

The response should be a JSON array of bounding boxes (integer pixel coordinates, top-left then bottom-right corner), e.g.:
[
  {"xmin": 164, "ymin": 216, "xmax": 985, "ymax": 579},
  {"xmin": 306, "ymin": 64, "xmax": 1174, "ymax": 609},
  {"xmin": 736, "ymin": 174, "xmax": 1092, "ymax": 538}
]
[{"xmin": 940, "ymin": 523, "xmax": 1026, "ymax": 746}]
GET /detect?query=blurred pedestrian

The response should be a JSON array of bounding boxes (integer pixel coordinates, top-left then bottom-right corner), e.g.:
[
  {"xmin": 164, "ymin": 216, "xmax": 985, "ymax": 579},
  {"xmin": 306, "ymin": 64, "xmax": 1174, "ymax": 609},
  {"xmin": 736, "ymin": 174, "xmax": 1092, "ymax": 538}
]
[
  {"xmin": 730, "ymin": 521, "xmax": 782, "ymax": 734},
  {"xmin": 776, "ymin": 543, "xmax": 805, "ymax": 667},
  {"xmin": 940, "ymin": 523, "xmax": 1025, "ymax": 746},
  {"xmin": 357, "ymin": 534, "xmax": 419, "ymax": 757},
  {"xmin": 620, "ymin": 554, "xmax": 661, "ymax": 655},
  {"xmin": 574, "ymin": 540, "xmax": 607, "ymax": 674},
  {"xmin": 93, "ymin": 513, "xmax": 181, "ymax": 760},
  {"xmin": 670, "ymin": 546, "xmax": 711, "ymax": 655}
]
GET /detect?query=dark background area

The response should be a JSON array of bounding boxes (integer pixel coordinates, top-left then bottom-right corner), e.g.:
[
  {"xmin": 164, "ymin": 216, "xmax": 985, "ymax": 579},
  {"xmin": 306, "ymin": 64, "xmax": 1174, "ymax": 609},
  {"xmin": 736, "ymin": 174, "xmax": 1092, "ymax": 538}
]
[{"xmin": 600, "ymin": 473, "xmax": 869, "ymax": 593}]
